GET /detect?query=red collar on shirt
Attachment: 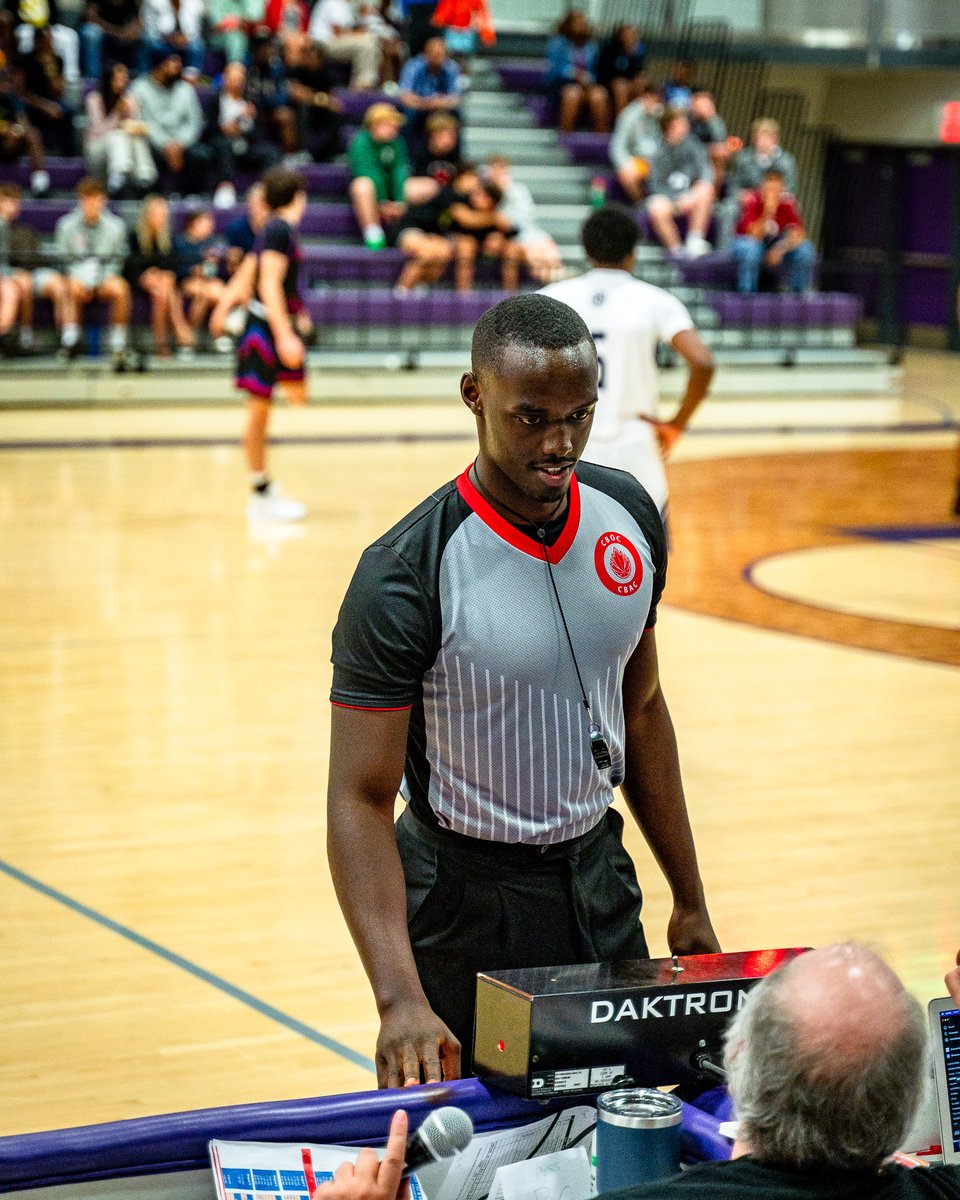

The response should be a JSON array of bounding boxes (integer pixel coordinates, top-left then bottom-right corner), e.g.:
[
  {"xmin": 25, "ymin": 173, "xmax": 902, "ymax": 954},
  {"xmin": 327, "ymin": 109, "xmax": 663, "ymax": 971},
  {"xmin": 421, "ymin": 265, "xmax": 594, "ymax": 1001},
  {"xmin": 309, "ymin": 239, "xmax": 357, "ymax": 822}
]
[{"xmin": 456, "ymin": 466, "xmax": 581, "ymax": 565}]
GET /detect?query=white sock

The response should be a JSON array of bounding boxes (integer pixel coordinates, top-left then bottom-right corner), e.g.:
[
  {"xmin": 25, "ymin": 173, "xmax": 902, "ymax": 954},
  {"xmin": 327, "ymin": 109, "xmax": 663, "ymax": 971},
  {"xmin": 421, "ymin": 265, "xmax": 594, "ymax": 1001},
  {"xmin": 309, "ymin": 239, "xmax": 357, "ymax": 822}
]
[
  {"xmin": 61, "ymin": 323, "xmax": 80, "ymax": 347},
  {"xmin": 108, "ymin": 325, "xmax": 127, "ymax": 353},
  {"xmin": 250, "ymin": 471, "xmax": 270, "ymax": 492}
]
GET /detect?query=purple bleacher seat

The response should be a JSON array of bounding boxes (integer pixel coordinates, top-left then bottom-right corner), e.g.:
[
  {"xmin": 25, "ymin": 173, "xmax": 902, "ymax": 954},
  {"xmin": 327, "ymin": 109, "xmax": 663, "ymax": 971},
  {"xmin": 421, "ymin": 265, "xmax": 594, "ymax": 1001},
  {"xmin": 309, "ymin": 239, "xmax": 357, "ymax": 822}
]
[
  {"xmin": 707, "ymin": 292, "xmax": 861, "ymax": 329},
  {"xmin": 17, "ymin": 199, "xmax": 358, "ymax": 237},
  {"xmin": 2, "ymin": 157, "xmax": 87, "ymax": 191},
  {"xmin": 526, "ymin": 95, "xmax": 553, "ymax": 127},
  {"xmin": 495, "ymin": 60, "xmax": 546, "ymax": 93},
  {"xmin": 674, "ymin": 250, "xmax": 822, "ymax": 290},
  {"xmin": 304, "ymin": 287, "xmax": 509, "ymax": 326},
  {"xmin": 297, "ymin": 245, "xmax": 536, "ymax": 287},
  {"xmin": 558, "ymin": 132, "xmax": 611, "ymax": 166}
]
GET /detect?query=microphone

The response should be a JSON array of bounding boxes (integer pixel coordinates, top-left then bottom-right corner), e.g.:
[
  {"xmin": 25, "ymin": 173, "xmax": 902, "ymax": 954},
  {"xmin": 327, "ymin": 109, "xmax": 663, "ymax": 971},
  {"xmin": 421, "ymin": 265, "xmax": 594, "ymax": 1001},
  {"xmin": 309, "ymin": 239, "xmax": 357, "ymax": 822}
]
[{"xmin": 401, "ymin": 1106, "xmax": 474, "ymax": 1177}]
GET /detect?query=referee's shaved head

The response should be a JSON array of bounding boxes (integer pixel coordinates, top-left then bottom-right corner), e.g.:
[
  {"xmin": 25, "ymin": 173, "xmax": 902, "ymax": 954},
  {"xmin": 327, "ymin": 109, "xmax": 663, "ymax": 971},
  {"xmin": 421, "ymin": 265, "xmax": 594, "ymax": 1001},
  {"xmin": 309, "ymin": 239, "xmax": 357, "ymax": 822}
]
[{"xmin": 471, "ymin": 294, "xmax": 594, "ymax": 381}]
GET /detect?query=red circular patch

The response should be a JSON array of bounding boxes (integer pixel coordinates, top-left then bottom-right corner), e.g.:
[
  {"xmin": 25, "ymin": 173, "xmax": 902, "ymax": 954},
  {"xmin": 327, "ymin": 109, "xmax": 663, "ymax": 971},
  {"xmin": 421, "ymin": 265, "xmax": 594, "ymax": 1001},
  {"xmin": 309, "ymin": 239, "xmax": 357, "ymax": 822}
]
[{"xmin": 594, "ymin": 532, "xmax": 643, "ymax": 596}]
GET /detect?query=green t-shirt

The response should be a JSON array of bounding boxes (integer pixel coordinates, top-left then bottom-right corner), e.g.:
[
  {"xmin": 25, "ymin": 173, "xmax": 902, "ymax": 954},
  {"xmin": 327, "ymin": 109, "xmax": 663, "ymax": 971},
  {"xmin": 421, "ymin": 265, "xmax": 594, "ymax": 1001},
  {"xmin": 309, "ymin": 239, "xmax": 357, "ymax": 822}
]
[{"xmin": 347, "ymin": 129, "xmax": 410, "ymax": 204}]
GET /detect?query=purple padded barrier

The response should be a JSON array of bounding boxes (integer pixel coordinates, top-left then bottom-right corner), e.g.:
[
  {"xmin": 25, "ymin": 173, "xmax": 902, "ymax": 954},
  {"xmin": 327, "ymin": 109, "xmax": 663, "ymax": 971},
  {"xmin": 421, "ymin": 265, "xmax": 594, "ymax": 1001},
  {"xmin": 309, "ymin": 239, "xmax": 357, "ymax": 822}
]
[
  {"xmin": 16, "ymin": 199, "xmax": 358, "ymax": 237},
  {"xmin": 298, "ymin": 247, "xmax": 534, "ymax": 287},
  {"xmin": 706, "ymin": 292, "xmax": 861, "ymax": 329},
  {"xmin": 558, "ymin": 132, "xmax": 611, "ymax": 166},
  {"xmin": 304, "ymin": 287, "xmax": 510, "ymax": 326},
  {"xmin": 495, "ymin": 60, "xmax": 545, "ymax": 93},
  {"xmin": 0, "ymin": 1078, "xmax": 728, "ymax": 1192},
  {"xmin": 690, "ymin": 1085, "xmax": 735, "ymax": 1124}
]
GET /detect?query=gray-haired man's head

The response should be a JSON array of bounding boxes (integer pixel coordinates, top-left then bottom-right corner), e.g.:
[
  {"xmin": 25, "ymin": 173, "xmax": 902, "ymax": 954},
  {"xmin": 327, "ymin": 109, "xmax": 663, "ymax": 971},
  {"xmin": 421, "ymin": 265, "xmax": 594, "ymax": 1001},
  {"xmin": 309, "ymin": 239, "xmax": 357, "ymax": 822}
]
[{"xmin": 723, "ymin": 944, "xmax": 928, "ymax": 1172}]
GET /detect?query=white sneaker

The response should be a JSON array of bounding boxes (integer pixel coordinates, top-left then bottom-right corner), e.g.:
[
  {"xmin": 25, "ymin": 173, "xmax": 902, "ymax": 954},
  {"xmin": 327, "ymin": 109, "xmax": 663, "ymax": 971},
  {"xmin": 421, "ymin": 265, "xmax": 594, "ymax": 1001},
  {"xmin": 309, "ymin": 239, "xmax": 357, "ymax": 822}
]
[
  {"xmin": 213, "ymin": 182, "xmax": 237, "ymax": 210},
  {"xmin": 30, "ymin": 169, "xmax": 50, "ymax": 197},
  {"xmin": 684, "ymin": 233, "xmax": 712, "ymax": 258},
  {"xmin": 213, "ymin": 334, "xmax": 233, "ymax": 353},
  {"xmin": 247, "ymin": 483, "xmax": 306, "ymax": 522}
]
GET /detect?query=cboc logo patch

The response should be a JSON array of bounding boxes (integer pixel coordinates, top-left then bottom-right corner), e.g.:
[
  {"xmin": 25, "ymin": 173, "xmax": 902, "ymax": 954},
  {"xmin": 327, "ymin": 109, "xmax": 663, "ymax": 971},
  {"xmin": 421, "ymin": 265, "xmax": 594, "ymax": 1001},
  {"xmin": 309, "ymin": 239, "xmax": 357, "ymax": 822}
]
[{"xmin": 594, "ymin": 532, "xmax": 643, "ymax": 596}]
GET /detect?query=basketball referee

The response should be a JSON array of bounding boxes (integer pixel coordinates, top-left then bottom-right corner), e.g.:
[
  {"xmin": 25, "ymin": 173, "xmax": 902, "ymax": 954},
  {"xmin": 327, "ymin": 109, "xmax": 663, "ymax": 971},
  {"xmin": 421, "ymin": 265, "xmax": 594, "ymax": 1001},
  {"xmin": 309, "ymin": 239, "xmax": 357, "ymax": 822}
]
[{"xmin": 327, "ymin": 294, "xmax": 720, "ymax": 1088}]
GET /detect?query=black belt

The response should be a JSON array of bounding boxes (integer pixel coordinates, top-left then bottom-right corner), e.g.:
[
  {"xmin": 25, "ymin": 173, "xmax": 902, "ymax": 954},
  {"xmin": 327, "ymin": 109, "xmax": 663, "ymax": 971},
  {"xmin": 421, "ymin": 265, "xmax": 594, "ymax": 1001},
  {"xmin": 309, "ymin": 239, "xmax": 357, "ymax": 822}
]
[{"xmin": 400, "ymin": 805, "xmax": 611, "ymax": 868}]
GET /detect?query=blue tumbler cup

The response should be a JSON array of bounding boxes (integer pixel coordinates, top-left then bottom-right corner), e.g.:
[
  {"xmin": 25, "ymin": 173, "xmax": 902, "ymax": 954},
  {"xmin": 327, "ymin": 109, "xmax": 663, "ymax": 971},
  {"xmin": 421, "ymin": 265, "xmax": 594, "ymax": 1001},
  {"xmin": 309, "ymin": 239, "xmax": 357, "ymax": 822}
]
[{"xmin": 595, "ymin": 1088, "xmax": 682, "ymax": 1193}]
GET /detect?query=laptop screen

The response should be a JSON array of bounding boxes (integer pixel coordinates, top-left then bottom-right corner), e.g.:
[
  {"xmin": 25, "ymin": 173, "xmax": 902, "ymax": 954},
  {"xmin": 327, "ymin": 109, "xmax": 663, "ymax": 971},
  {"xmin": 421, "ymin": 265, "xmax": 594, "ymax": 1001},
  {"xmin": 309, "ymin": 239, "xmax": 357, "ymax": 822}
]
[{"xmin": 939, "ymin": 1006, "xmax": 960, "ymax": 1156}]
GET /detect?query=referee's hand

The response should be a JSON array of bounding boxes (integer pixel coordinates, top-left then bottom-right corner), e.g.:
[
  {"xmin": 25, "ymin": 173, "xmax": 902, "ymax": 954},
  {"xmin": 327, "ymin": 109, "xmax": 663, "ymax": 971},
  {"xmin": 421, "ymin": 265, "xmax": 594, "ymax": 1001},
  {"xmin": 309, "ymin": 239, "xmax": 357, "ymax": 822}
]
[{"xmin": 376, "ymin": 999, "xmax": 461, "ymax": 1088}]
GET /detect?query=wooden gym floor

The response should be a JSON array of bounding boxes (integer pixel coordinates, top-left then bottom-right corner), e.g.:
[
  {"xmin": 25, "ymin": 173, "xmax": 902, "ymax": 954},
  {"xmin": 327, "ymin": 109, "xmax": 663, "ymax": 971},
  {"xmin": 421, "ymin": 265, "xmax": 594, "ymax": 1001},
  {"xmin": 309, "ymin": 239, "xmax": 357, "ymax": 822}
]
[{"xmin": 0, "ymin": 351, "xmax": 958, "ymax": 1137}]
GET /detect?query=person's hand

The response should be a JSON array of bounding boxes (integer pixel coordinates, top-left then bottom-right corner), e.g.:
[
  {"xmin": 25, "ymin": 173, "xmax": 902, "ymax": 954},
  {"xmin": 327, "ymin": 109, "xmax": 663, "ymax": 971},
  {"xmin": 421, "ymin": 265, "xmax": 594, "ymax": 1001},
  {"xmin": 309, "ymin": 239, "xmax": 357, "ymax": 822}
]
[
  {"xmin": 311, "ymin": 1109, "xmax": 409, "ymax": 1200},
  {"xmin": 667, "ymin": 902, "xmax": 721, "ymax": 956},
  {"xmin": 376, "ymin": 998, "xmax": 461, "ymax": 1088},
  {"xmin": 380, "ymin": 200, "xmax": 405, "ymax": 222},
  {"xmin": 784, "ymin": 226, "xmax": 804, "ymax": 249},
  {"xmin": 639, "ymin": 414, "xmax": 683, "ymax": 459},
  {"xmin": 764, "ymin": 242, "xmax": 785, "ymax": 268},
  {"xmin": 946, "ymin": 949, "xmax": 960, "ymax": 1007},
  {"xmin": 276, "ymin": 329, "xmax": 304, "ymax": 369},
  {"xmin": 164, "ymin": 142, "xmax": 185, "ymax": 172},
  {"xmin": 39, "ymin": 99, "xmax": 63, "ymax": 120}
]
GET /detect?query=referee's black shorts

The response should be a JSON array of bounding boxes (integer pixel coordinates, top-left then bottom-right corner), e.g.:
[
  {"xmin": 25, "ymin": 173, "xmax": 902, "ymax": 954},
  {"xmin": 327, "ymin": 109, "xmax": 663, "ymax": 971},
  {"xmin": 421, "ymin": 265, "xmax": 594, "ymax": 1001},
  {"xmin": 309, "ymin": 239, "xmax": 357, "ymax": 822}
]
[{"xmin": 396, "ymin": 805, "xmax": 648, "ymax": 1068}]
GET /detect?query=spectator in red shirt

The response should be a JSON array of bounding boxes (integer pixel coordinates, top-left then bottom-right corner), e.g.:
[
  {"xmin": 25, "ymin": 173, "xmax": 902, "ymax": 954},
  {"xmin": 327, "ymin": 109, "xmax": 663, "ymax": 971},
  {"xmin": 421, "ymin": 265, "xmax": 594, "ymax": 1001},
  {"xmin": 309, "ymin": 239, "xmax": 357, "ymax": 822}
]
[{"xmin": 732, "ymin": 166, "xmax": 815, "ymax": 293}]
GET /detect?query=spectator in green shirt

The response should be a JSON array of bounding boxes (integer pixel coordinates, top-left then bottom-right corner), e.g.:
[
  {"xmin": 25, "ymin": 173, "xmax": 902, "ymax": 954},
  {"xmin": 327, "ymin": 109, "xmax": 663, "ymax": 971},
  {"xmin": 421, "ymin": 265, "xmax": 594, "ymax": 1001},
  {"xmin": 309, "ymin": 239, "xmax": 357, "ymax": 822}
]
[{"xmin": 348, "ymin": 102, "xmax": 409, "ymax": 249}]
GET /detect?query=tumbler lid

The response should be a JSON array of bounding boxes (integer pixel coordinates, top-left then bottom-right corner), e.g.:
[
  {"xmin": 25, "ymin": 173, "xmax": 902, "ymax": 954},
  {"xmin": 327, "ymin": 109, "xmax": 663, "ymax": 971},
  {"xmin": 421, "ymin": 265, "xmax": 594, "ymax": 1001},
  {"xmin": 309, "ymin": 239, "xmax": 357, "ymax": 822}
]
[{"xmin": 597, "ymin": 1088, "xmax": 683, "ymax": 1129}]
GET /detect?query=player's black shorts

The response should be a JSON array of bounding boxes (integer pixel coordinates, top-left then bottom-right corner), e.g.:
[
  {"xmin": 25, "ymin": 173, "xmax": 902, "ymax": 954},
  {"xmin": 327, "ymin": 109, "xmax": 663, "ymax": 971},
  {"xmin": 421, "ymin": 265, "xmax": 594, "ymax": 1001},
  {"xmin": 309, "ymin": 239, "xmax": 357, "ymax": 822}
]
[{"xmin": 234, "ymin": 314, "xmax": 305, "ymax": 402}]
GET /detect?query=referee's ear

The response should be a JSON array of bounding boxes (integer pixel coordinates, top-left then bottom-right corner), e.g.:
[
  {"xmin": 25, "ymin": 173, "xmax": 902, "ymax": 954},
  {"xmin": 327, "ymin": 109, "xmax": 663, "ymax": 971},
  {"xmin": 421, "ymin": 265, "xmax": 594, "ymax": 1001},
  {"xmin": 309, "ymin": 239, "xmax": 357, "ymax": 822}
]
[{"xmin": 461, "ymin": 371, "xmax": 482, "ymax": 416}]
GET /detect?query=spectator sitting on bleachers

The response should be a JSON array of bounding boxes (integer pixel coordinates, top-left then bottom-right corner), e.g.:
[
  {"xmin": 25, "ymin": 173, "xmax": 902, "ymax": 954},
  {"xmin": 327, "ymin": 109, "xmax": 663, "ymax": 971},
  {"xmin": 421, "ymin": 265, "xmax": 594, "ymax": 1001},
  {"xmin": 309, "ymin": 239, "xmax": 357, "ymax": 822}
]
[
  {"xmin": 84, "ymin": 61, "xmax": 157, "ymax": 197},
  {"xmin": 10, "ymin": 0, "xmax": 80, "ymax": 84},
  {"xmin": 246, "ymin": 29, "xmax": 299, "ymax": 159},
  {"xmin": 391, "ymin": 164, "xmax": 478, "ymax": 294},
  {"xmin": 645, "ymin": 106, "xmax": 714, "ymax": 257},
  {"xmin": 0, "ymin": 59, "xmax": 49, "ymax": 195},
  {"xmin": 608, "ymin": 81, "xmax": 661, "ymax": 204},
  {"xmin": 173, "ymin": 208, "xmax": 225, "ymax": 342},
  {"xmin": 409, "ymin": 111, "xmax": 460, "ymax": 190},
  {"xmin": 356, "ymin": 0, "xmax": 403, "ymax": 85},
  {"xmin": 308, "ymin": 0, "xmax": 382, "ymax": 91},
  {"xmin": 207, "ymin": 61, "xmax": 281, "ymax": 210},
  {"xmin": 16, "ymin": 25, "xmax": 74, "ymax": 155},
  {"xmin": 543, "ymin": 10, "xmax": 608, "ymax": 134},
  {"xmin": 732, "ymin": 166, "xmax": 815, "ymax": 294},
  {"xmin": 139, "ymin": 0, "xmax": 203, "ymax": 76},
  {"xmin": 126, "ymin": 193, "xmax": 194, "ymax": 355},
  {"xmin": 688, "ymin": 88, "xmax": 729, "ymax": 191},
  {"xmin": 80, "ymin": 0, "xmax": 142, "ymax": 80},
  {"xmin": 661, "ymin": 58, "xmax": 696, "ymax": 109},
  {"xmin": 718, "ymin": 116, "xmax": 798, "ymax": 249},
  {"xmin": 54, "ymin": 177, "xmax": 132, "ymax": 367},
  {"xmin": 484, "ymin": 153, "xmax": 562, "ymax": 283},
  {"xmin": 285, "ymin": 38, "xmax": 343, "ymax": 164},
  {"xmin": 224, "ymin": 180, "xmax": 268, "ymax": 274},
  {"xmin": 264, "ymin": 0, "xmax": 308, "ymax": 54},
  {"xmin": 398, "ymin": 34, "xmax": 461, "ymax": 151},
  {"xmin": 447, "ymin": 170, "xmax": 519, "ymax": 293},
  {"xmin": 0, "ymin": 180, "xmax": 75, "ymax": 355},
  {"xmin": 130, "ymin": 47, "xmax": 209, "ymax": 195},
  {"xmin": 347, "ymin": 100, "xmax": 408, "ymax": 250},
  {"xmin": 207, "ymin": 0, "xmax": 265, "ymax": 64},
  {"xmin": 596, "ymin": 22, "xmax": 645, "ymax": 117}
]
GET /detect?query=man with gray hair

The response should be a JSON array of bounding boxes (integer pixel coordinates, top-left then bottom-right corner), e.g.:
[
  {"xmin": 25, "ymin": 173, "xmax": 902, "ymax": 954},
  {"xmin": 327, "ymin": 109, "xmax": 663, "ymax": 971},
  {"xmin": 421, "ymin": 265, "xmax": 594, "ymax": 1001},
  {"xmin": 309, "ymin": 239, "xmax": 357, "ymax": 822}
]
[{"xmin": 613, "ymin": 944, "xmax": 959, "ymax": 1200}]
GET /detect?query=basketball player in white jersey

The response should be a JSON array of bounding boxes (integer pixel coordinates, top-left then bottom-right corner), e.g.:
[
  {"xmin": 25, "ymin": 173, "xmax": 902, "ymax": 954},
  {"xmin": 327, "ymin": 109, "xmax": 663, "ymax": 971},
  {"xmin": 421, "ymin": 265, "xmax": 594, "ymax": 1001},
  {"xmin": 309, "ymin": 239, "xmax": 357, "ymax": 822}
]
[{"xmin": 541, "ymin": 204, "xmax": 715, "ymax": 514}]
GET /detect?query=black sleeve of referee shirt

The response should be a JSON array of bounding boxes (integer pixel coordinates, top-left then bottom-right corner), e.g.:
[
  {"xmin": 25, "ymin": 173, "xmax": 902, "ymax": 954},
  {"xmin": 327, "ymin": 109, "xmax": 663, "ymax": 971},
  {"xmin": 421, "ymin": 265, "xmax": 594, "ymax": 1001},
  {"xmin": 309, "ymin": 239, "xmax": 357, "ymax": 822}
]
[
  {"xmin": 330, "ymin": 543, "xmax": 437, "ymax": 710},
  {"xmin": 644, "ymin": 499, "xmax": 667, "ymax": 629}
]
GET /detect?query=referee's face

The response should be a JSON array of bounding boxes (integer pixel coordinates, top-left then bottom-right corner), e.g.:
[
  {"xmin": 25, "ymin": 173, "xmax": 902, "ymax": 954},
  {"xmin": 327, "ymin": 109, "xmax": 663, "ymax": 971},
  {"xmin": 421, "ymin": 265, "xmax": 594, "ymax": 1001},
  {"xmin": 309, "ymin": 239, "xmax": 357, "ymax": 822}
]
[{"xmin": 465, "ymin": 340, "xmax": 598, "ymax": 516}]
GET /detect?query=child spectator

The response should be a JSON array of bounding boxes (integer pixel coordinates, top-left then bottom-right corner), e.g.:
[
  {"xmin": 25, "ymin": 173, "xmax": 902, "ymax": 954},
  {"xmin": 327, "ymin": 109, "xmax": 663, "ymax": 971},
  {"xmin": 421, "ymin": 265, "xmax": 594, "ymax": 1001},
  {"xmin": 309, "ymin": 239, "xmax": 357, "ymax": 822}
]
[
  {"xmin": 398, "ymin": 34, "xmax": 461, "ymax": 152},
  {"xmin": 347, "ymin": 101, "xmax": 409, "ymax": 250},
  {"xmin": 130, "ymin": 48, "xmax": 209, "ymax": 195},
  {"xmin": 207, "ymin": 0, "xmax": 265, "ymax": 64},
  {"xmin": 484, "ymin": 154, "xmax": 562, "ymax": 283},
  {"xmin": 54, "ymin": 177, "xmax": 132, "ymax": 368},
  {"xmin": 409, "ymin": 111, "xmax": 460, "ymax": 190},
  {"xmin": 225, "ymin": 181, "xmax": 269, "ymax": 275},
  {"xmin": 17, "ymin": 26, "xmax": 75, "ymax": 155},
  {"xmin": 0, "ymin": 60, "xmax": 49, "ymax": 195},
  {"xmin": 308, "ymin": 0, "xmax": 381, "ymax": 90},
  {"xmin": 596, "ymin": 22, "xmax": 645, "ymax": 116},
  {"xmin": 608, "ymin": 81, "xmax": 661, "ymax": 204},
  {"xmin": 0, "ymin": 180, "xmax": 75, "ymax": 355},
  {"xmin": 543, "ymin": 11, "xmax": 608, "ymax": 133},
  {"xmin": 174, "ymin": 209, "xmax": 225, "ymax": 340},
  {"xmin": 446, "ymin": 170, "xmax": 518, "ymax": 292},
  {"xmin": 80, "ymin": 0, "xmax": 142, "ymax": 79},
  {"xmin": 732, "ymin": 167, "xmax": 815, "ymax": 293},
  {"xmin": 645, "ymin": 107, "xmax": 714, "ymax": 257},
  {"xmin": 208, "ymin": 62, "xmax": 281, "ymax": 211},
  {"xmin": 719, "ymin": 117, "xmax": 798, "ymax": 249},
  {"xmin": 127, "ymin": 193, "xmax": 194, "ymax": 356},
  {"xmin": 84, "ymin": 61, "xmax": 157, "ymax": 198},
  {"xmin": 285, "ymin": 38, "xmax": 343, "ymax": 164},
  {"xmin": 139, "ymin": 0, "xmax": 204, "ymax": 75}
]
